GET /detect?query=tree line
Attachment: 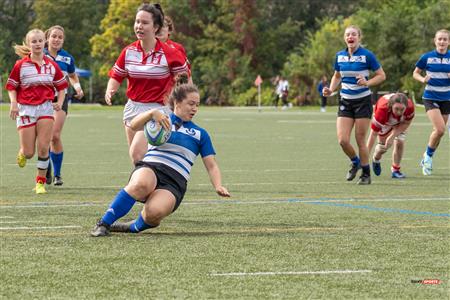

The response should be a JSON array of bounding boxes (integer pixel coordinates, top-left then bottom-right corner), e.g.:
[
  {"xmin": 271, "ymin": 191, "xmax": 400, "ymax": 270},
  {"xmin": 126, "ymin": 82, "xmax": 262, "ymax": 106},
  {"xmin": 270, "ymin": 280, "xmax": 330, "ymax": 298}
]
[{"xmin": 1, "ymin": 0, "xmax": 448, "ymax": 105}]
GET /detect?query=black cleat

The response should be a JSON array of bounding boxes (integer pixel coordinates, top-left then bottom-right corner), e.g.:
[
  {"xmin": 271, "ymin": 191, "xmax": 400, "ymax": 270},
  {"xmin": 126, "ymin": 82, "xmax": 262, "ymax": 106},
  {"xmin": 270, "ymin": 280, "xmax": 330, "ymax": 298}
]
[
  {"xmin": 53, "ymin": 176, "xmax": 63, "ymax": 186},
  {"xmin": 46, "ymin": 164, "xmax": 52, "ymax": 185},
  {"xmin": 90, "ymin": 221, "xmax": 110, "ymax": 237},
  {"xmin": 346, "ymin": 163, "xmax": 361, "ymax": 181},
  {"xmin": 110, "ymin": 220, "xmax": 134, "ymax": 233},
  {"xmin": 357, "ymin": 174, "xmax": 371, "ymax": 185}
]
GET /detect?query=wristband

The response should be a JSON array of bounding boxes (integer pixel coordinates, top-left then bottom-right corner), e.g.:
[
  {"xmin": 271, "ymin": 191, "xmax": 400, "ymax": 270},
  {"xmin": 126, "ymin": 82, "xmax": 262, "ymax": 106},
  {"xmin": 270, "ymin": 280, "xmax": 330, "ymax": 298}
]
[{"xmin": 73, "ymin": 82, "xmax": 81, "ymax": 90}]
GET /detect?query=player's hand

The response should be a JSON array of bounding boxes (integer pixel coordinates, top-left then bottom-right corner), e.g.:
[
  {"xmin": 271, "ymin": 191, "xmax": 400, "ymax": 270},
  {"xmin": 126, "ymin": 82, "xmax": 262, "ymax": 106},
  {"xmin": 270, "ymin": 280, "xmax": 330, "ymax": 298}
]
[
  {"xmin": 104, "ymin": 89, "xmax": 115, "ymax": 105},
  {"xmin": 9, "ymin": 102, "xmax": 19, "ymax": 120},
  {"xmin": 53, "ymin": 102, "xmax": 62, "ymax": 111},
  {"xmin": 375, "ymin": 143, "xmax": 388, "ymax": 154},
  {"xmin": 356, "ymin": 74, "xmax": 368, "ymax": 86},
  {"xmin": 74, "ymin": 88, "xmax": 84, "ymax": 100},
  {"xmin": 216, "ymin": 186, "xmax": 231, "ymax": 197},
  {"xmin": 423, "ymin": 75, "xmax": 431, "ymax": 84},
  {"xmin": 322, "ymin": 87, "xmax": 332, "ymax": 97},
  {"xmin": 153, "ymin": 110, "xmax": 171, "ymax": 131}
]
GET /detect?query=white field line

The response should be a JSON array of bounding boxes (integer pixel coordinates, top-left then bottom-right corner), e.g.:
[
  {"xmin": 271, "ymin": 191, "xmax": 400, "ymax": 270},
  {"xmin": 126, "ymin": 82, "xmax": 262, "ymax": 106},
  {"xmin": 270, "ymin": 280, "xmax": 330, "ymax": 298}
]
[
  {"xmin": 210, "ymin": 270, "xmax": 373, "ymax": 276},
  {"xmin": 0, "ymin": 216, "xmax": 14, "ymax": 219},
  {"xmin": 0, "ymin": 225, "xmax": 82, "ymax": 230},
  {"xmin": 0, "ymin": 196, "xmax": 448, "ymax": 209},
  {"xmin": 0, "ymin": 221, "xmax": 42, "ymax": 224}
]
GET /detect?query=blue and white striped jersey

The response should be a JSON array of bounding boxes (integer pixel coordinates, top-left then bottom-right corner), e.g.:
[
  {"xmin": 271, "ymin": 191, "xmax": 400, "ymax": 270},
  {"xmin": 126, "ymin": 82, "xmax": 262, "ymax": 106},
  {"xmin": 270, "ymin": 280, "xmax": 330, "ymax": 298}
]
[
  {"xmin": 44, "ymin": 48, "xmax": 76, "ymax": 77},
  {"xmin": 143, "ymin": 113, "xmax": 216, "ymax": 181},
  {"xmin": 416, "ymin": 50, "xmax": 450, "ymax": 102},
  {"xmin": 334, "ymin": 47, "xmax": 381, "ymax": 100}
]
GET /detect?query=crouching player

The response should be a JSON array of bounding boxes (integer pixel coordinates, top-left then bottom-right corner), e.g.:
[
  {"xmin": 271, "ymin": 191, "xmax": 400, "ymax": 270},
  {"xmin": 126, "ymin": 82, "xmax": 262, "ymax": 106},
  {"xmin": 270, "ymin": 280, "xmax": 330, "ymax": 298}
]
[
  {"xmin": 367, "ymin": 93, "xmax": 415, "ymax": 178},
  {"xmin": 91, "ymin": 80, "xmax": 230, "ymax": 237}
]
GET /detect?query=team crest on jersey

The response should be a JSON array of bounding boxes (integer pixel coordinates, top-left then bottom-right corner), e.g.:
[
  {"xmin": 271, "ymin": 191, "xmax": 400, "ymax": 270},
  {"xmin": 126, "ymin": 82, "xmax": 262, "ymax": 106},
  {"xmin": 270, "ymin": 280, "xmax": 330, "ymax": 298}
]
[
  {"xmin": 427, "ymin": 57, "xmax": 450, "ymax": 64},
  {"xmin": 179, "ymin": 127, "xmax": 200, "ymax": 140},
  {"xmin": 56, "ymin": 55, "xmax": 71, "ymax": 65},
  {"xmin": 338, "ymin": 55, "xmax": 367, "ymax": 63}
]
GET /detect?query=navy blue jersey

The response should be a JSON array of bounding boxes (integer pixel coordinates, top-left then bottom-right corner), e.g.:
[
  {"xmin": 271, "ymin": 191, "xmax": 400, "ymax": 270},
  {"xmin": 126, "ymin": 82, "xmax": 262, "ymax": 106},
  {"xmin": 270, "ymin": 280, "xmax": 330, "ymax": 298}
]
[
  {"xmin": 143, "ymin": 113, "xmax": 216, "ymax": 180},
  {"xmin": 416, "ymin": 50, "xmax": 450, "ymax": 101},
  {"xmin": 334, "ymin": 47, "xmax": 381, "ymax": 99}
]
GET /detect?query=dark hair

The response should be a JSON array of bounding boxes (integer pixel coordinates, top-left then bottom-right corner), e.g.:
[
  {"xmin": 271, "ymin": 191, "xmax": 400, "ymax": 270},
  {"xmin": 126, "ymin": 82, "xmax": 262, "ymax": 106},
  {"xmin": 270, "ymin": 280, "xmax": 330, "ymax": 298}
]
[
  {"xmin": 164, "ymin": 16, "xmax": 175, "ymax": 33},
  {"xmin": 388, "ymin": 93, "xmax": 408, "ymax": 109},
  {"xmin": 169, "ymin": 74, "xmax": 198, "ymax": 109},
  {"xmin": 137, "ymin": 3, "xmax": 164, "ymax": 34}
]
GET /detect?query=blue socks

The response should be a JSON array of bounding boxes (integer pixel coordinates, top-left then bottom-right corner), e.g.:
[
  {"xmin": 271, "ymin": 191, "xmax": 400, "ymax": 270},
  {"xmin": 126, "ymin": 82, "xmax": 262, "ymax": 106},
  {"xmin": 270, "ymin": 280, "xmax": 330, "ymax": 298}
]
[
  {"xmin": 101, "ymin": 189, "xmax": 136, "ymax": 225},
  {"xmin": 426, "ymin": 146, "xmax": 435, "ymax": 157},
  {"xmin": 350, "ymin": 156, "xmax": 360, "ymax": 166},
  {"xmin": 50, "ymin": 151, "xmax": 63, "ymax": 177},
  {"xmin": 130, "ymin": 213, "xmax": 157, "ymax": 233}
]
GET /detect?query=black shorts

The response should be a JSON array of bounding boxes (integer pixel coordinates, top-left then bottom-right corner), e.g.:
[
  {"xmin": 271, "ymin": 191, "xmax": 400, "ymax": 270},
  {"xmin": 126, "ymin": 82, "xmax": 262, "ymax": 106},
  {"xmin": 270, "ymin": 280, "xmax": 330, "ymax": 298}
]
[
  {"xmin": 132, "ymin": 161, "xmax": 187, "ymax": 212},
  {"xmin": 423, "ymin": 99, "xmax": 450, "ymax": 114},
  {"xmin": 337, "ymin": 95, "xmax": 373, "ymax": 119},
  {"xmin": 53, "ymin": 94, "xmax": 69, "ymax": 114}
]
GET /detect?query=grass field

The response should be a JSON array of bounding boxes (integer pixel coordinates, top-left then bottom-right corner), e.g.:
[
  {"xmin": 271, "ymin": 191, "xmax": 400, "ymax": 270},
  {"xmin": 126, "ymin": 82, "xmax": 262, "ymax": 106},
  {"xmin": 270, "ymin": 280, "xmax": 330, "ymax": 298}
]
[{"xmin": 0, "ymin": 105, "xmax": 449, "ymax": 299}]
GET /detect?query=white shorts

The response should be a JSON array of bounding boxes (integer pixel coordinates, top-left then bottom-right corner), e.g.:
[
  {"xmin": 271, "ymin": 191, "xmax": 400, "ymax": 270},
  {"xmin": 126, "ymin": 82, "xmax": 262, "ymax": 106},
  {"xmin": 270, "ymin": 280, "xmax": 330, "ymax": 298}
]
[
  {"xmin": 123, "ymin": 100, "xmax": 170, "ymax": 127},
  {"xmin": 16, "ymin": 102, "xmax": 54, "ymax": 129}
]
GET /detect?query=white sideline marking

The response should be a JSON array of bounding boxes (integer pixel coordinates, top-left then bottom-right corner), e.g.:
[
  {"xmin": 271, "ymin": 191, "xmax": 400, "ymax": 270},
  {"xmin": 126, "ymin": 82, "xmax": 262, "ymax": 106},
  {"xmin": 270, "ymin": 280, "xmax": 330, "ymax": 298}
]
[
  {"xmin": 0, "ymin": 225, "xmax": 81, "ymax": 230},
  {"xmin": 210, "ymin": 270, "xmax": 373, "ymax": 276},
  {"xmin": 0, "ymin": 216, "xmax": 14, "ymax": 219},
  {"xmin": 0, "ymin": 221, "xmax": 42, "ymax": 224}
]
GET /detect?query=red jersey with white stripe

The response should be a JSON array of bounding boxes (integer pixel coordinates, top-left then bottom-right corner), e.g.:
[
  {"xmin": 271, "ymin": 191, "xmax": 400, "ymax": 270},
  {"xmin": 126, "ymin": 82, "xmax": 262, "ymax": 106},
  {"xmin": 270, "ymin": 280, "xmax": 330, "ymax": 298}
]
[
  {"xmin": 167, "ymin": 39, "xmax": 191, "ymax": 73},
  {"xmin": 6, "ymin": 55, "xmax": 68, "ymax": 105},
  {"xmin": 371, "ymin": 94, "xmax": 415, "ymax": 135},
  {"xmin": 109, "ymin": 39, "xmax": 189, "ymax": 104}
]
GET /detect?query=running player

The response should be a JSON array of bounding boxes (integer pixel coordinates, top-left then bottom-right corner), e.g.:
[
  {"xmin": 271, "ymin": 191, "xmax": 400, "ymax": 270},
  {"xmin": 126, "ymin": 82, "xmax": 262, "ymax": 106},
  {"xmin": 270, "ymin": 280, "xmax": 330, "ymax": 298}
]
[
  {"xmin": 44, "ymin": 25, "xmax": 84, "ymax": 186},
  {"xmin": 413, "ymin": 29, "xmax": 450, "ymax": 176},
  {"xmin": 323, "ymin": 25, "xmax": 386, "ymax": 185},
  {"xmin": 105, "ymin": 3, "xmax": 189, "ymax": 165},
  {"xmin": 91, "ymin": 78, "xmax": 230, "ymax": 237},
  {"xmin": 367, "ymin": 93, "xmax": 415, "ymax": 178},
  {"xmin": 6, "ymin": 29, "xmax": 68, "ymax": 194}
]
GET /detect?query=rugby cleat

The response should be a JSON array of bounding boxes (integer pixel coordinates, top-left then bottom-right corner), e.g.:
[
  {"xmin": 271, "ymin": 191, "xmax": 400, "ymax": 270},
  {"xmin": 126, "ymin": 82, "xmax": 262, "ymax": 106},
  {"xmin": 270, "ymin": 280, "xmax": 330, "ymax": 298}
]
[
  {"xmin": 391, "ymin": 171, "xmax": 406, "ymax": 179},
  {"xmin": 346, "ymin": 163, "xmax": 361, "ymax": 181},
  {"xmin": 372, "ymin": 161, "xmax": 381, "ymax": 176},
  {"xmin": 53, "ymin": 176, "xmax": 63, "ymax": 186},
  {"xmin": 420, "ymin": 152, "xmax": 432, "ymax": 176},
  {"xmin": 90, "ymin": 220, "xmax": 110, "ymax": 237},
  {"xmin": 356, "ymin": 174, "xmax": 371, "ymax": 185},
  {"xmin": 17, "ymin": 152, "xmax": 26, "ymax": 168},
  {"xmin": 110, "ymin": 220, "xmax": 134, "ymax": 233},
  {"xmin": 35, "ymin": 182, "xmax": 47, "ymax": 194}
]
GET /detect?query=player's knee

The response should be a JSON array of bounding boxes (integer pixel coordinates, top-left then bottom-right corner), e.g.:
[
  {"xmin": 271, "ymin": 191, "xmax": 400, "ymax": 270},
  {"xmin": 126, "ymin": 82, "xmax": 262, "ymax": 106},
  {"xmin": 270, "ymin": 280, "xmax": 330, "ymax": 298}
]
[
  {"xmin": 338, "ymin": 138, "xmax": 350, "ymax": 148},
  {"xmin": 127, "ymin": 181, "xmax": 151, "ymax": 200},
  {"xmin": 51, "ymin": 131, "xmax": 62, "ymax": 144},
  {"xmin": 434, "ymin": 126, "xmax": 446, "ymax": 137}
]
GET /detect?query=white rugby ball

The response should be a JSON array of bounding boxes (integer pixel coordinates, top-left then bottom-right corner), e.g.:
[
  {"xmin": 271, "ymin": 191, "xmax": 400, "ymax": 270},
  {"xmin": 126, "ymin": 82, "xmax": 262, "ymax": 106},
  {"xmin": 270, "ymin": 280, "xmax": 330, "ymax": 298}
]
[{"xmin": 144, "ymin": 117, "xmax": 172, "ymax": 146}]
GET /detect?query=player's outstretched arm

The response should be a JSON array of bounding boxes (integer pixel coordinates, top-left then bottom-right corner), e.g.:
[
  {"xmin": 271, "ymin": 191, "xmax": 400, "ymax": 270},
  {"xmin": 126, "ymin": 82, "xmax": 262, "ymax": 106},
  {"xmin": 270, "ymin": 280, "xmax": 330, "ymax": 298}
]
[
  {"xmin": 202, "ymin": 155, "xmax": 230, "ymax": 197},
  {"xmin": 129, "ymin": 109, "xmax": 170, "ymax": 131}
]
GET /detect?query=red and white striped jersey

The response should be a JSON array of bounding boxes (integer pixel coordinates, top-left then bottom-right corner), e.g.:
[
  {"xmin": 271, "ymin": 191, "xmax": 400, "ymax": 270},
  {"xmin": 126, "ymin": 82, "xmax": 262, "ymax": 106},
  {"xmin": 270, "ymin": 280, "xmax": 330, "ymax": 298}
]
[
  {"xmin": 6, "ymin": 55, "xmax": 68, "ymax": 105},
  {"xmin": 371, "ymin": 94, "xmax": 415, "ymax": 135},
  {"xmin": 109, "ymin": 39, "xmax": 189, "ymax": 104}
]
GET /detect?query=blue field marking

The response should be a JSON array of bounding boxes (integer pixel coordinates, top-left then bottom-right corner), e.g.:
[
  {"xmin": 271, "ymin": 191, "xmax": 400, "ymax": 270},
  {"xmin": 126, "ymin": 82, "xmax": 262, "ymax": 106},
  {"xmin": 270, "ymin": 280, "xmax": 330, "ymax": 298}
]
[{"xmin": 306, "ymin": 201, "xmax": 450, "ymax": 217}]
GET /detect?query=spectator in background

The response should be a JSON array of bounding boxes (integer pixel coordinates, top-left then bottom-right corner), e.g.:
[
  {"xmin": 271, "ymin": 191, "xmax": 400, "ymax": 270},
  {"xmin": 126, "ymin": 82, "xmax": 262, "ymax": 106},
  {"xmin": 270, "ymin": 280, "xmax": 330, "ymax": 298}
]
[
  {"xmin": 412, "ymin": 29, "xmax": 450, "ymax": 176},
  {"xmin": 317, "ymin": 75, "xmax": 329, "ymax": 112},
  {"xmin": 276, "ymin": 76, "xmax": 289, "ymax": 110}
]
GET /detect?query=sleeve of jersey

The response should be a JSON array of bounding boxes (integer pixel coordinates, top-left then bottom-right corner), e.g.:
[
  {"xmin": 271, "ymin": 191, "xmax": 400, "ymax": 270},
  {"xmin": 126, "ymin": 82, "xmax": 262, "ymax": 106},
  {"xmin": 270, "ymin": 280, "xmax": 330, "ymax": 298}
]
[
  {"xmin": 67, "ymin": 54, "xmax": 76, "ymax": 74},
  {"xmin": 168, "ymin": 50, "xmax": 189, "ymax": 75},
  {"xmin": 368, "ymin": 51, "xmax": 381, "ymax": 71},
  {"xmin": 404, "ymin": 103, "xmax": 415, "ymax": 121},
  {"xmin": 5, "ymin": 61, "xmax": 21, "ymax": 90},
  {"xmin": 199, "ymin": 130, "xmax": 216, "ymax": 157},
  {"xmin": 371, "ymin": 105, "xmax": 385, "ymax": 132},
  {"xmin": 53, "ymin": 63, "xmax": 69, "ymax": 91},
  {"xmin": 333, "ymin": 55, "xmax": 340, "ymax": 71},
  {"xmin": 108, "ymin": 49, "xmax": 128, "ymax": 83},
  {"xmin": 415, "ymin": 54, "xmax": 427, "ymax": 69}
]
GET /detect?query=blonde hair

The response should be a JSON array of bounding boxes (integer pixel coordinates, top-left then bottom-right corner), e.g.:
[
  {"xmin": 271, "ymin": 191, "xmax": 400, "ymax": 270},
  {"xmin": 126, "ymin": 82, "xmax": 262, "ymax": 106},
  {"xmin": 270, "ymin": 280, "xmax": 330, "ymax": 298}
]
[
  {"xmin": 435, "ymin": 29, "xmax": 449, "ymax": 39},
  {"xmin": 13, "ymin": 29, "xmax": 45, "ymax": 58},
  {"xmin": 345, "ymin": 25, "xmax": 363, "ymax": 39}
]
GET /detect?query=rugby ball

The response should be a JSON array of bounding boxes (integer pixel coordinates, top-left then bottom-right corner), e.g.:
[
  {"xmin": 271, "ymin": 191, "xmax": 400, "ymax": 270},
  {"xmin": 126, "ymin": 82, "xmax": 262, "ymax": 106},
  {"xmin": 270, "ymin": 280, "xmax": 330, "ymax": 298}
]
[{"xmin": 144, "ymin": 117, "xmax": 172, "ymax": 146}]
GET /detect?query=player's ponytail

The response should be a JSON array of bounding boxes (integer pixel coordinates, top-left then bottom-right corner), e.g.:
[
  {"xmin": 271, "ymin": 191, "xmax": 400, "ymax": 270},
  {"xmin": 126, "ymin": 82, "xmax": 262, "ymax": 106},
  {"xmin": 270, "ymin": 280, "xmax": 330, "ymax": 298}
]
[{"xmin": 137, "ymin": 3, "xmax": 164, "ymax": 34}]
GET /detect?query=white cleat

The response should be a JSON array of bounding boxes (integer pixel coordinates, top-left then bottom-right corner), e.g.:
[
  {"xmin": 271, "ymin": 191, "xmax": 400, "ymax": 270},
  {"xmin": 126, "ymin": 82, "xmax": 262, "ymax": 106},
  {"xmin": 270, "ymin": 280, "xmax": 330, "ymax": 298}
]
[{"xmin": 420, "ymin": 152, "xmax": 433, "ymax": 176}]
